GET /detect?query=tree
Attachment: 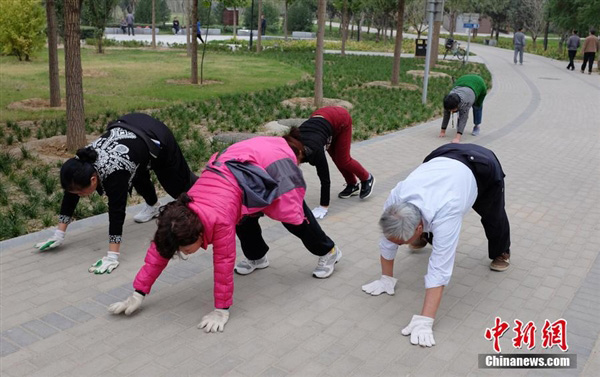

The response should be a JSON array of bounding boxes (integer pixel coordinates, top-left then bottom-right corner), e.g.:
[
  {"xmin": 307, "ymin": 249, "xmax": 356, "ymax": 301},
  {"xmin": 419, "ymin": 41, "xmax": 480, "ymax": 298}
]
[
  {"xmin": 509, "ymin": 0, "xmax": 546, "ymax": 46},
  {"xmin": 405, "ymin": 0, "xmax": 427, "ymax": 39},
  {"xmin": 136, "ymin": 0, "xmax": 170, "ymax": 24},
  {"xmin": 64, "ymin": 0, "xmax": 86, "ymax": 151},
  {"xmin": 200, "ymin": 1, "xmax": 212, "ymax": 83},
  {"xmin": 287, "ymin": 0, "xmax": 314, "ymax": 32},
  {"xmin": 223, "ymin": 0, "xmax": 249, "ymax": 40},
  {"xmin": 481, "ymin": 0, "xmax": 511, "ymax": 40},
  {"xmin": 314, "ymin": 0, "xmax": 326, "ymax": 107},
  {"xmin": 46, "ymin": 0, "xmax": 61, "ymax": 107},
  {"xmin": 341, "ymin": 0, "xmax": 349, "ymax": 56},
  {"xmin": 84, "ymin": 0, "xmax": 119, "ymax": 53},
  {"xmin": 445, "ymin": 0, "xmax": 469, "ymax": 37},
  {"xmin": 190, "ymin": 0, "xmax": 198, "ymax": 84},
  {"xmin": 256, "ymin": 0, "xmax": 262, "ymax": 52},
  {"xmin": 0, "ymin": 0, "xmax": 45, "ymax": 61},
  {"xmin": 391, "ymin": 0, "xmax": 405, "ymax": 86}
]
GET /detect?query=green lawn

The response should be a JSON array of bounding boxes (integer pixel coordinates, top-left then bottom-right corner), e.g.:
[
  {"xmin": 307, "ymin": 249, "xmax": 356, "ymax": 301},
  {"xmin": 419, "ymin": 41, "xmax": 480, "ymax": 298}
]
[{"xmin": 0, "ymin": 47, "xmax": 305, "ymax": 122}]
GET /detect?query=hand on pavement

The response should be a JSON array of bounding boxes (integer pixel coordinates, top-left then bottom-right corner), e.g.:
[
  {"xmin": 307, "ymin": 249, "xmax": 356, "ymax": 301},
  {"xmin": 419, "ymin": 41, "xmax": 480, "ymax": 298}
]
[
  {"xmin": 89, "ymin": 256, "xmax": 119, "ymax": 274},
  {"xmin": 198, "ymin": 309, "xmax": 229, "ymax": 333},
  {"xmin": 401, "ymin": 314, "xmax": 436, "ymax": 347},
  {"xmin": 108, "ymin": 292, "xmax": 144, "ymax": 315},
  {"xmin": 361, "ymin": 275, "xmax": 398, "ymax": 295},
  {"xmin": 312, "ymin": 206, "xmax": 328, "ymax": 219},
  {"xmin": 34, "ymin": 230, "xmax": 65, "ymax": 251}
]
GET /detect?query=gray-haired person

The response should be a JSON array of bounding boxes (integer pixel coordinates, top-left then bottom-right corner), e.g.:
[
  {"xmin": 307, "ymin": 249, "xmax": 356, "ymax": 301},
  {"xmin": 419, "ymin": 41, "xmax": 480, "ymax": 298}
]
[
  {"xmin": 362, "ymin": 143, "xmax": 511, "ymax": 347},
  {"xmin": 513, "ymin": 28, "xmax": 526, "ymax": 64}
]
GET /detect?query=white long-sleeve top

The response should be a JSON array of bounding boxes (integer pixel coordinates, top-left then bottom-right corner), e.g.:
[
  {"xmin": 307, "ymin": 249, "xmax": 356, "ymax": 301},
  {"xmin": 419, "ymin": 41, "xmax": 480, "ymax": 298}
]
[{"xmin": 379, "ymin": 157, "xmax": 478, "ymax": 288}]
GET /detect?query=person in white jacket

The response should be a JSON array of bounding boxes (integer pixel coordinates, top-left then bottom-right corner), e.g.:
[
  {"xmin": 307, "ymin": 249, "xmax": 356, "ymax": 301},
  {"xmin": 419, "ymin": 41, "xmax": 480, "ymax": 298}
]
[{"xmin": 362, "ymin": 143, "xmax": 511, "ymax": 347}]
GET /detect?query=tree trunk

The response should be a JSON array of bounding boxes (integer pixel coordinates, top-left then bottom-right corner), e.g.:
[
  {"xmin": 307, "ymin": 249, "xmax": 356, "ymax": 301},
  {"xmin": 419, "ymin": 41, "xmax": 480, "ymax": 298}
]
[
  {"xmin": 543, "ymin": 20, "xmax": 549, "ymax": 51},
  {"xmin": 64, "ymin": 0, "xmax": 86, "ymax": 151},
  {"xmin": 341, "ymin": 0, "xmax": 348, "ymax": 56},
  {"xmin": 429, "ymin": 20, "xmax": 441, "ymax": 67},
  {"xmin": 350, "ymin": 17, "xmax": 354, "ymax": 40},
  {"xmin": 256, "ymin": 0, "xmax": 263, "ymax": 52},
  {"xmin": 46, "ymin": 0, "xmax": 61, "ymax": 107},
  {"xmin": 449, "ymin": 11, "xmax": 456, "ymax": 37},
  {"xmin": 191, "ymin": 0, "xmax": 198, "ymax": 83},
  {"xmin": 200, "ymin": 1, "xmax": 212, "ymax": 84},
  {"xmin": 357, "ymin": 13, "xmax": 363, "ymax": 42},
  {"xmin": 314, "ymin": 0, "xmax": 326, "ymax": 108},
  {"xmin": 233, "ymin": 6, "xmax": 238, "ymax": 40},
  {"xmin": 391, "ymin": 0, "xmax": 405, "ymax": 86},
  {"xmin": 284, "ymin": 1, "xmax": 288, "ymax": 40},
  {"xmin": 152, "ymin": 0, "xmax": 156, "ymax": 48}
]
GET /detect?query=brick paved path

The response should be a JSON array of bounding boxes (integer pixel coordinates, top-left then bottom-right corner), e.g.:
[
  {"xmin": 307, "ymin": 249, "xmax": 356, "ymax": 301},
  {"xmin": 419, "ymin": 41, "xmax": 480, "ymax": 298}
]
[{"xmin": 1, "ymin": 45, "xmax": 599, "ymax": 376}]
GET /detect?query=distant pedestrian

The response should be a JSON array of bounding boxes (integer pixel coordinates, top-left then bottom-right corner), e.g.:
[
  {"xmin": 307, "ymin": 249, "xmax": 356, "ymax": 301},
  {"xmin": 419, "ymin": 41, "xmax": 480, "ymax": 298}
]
[
  {"xmin": 439, "ymin": 74, "xmax": 487, "ymax": 143},
  {"xmin": 120, "ymin": 18, "xmax": 127, "ymax": 34},
  {"xmin": 126, "ymin": 10, "xmax": 135, "ymax": 36},
  {"xmin": 172, "ymin": 18, "xmax": 180, "ymax": 35},
  {"xmin": 261, "ymin": 14, "xmax": 266, "ymax": 36},
  {"xmin": 196, "ymin": 20, "xmax": 204, "ymax": 43},
  {"xmin": 566, "ymin": 30, "xmax": 580, "ymax": 70},
  {"xmin": 298, "ymin": 107, "xmax": 375, "ymax": 219},
  {"xmin": 581, "ymin": 30, "xmax": 599, "ymax": 74},
  {"xmin": 513, "ymin": 27, "xmax": 526, "ymax": 64}
]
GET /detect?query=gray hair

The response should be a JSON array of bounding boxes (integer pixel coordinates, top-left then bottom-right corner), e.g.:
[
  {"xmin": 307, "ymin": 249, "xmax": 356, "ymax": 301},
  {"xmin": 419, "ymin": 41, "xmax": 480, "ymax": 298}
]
[{"xmin": 379, "ymin": 202, "xmax": 422, "ymax": 242}]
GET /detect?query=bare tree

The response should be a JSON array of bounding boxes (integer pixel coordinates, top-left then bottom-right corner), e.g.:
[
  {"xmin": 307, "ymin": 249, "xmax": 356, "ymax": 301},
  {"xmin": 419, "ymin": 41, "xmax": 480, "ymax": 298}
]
[
  {"xmin": 314, "ymin": 0, "xmax": 326, "ymax": 107},
  {"xmin": 405, "ymin": 0, "xmax": 428, "ymax": 39},
  {"xmin": 64, "ymin": 0, "xmax": 86, "ymax": 151},
  {"xmin": 151, "ymin": 0, "xmax": 156, "ymax": 48},
  {"xmin": 46, "ymin": 0, "xmax": 61, "ymax": 107},
  {"xmin": 256, "ymin": 0, "xmax": 263, "ymax": 52},
  {"xmin": 391, "ymin": 0, "xmax": 405, "ymax": 86},
  {"xmin": 191, "ymin": 0, "xmax": 198, "ymax": 83}
]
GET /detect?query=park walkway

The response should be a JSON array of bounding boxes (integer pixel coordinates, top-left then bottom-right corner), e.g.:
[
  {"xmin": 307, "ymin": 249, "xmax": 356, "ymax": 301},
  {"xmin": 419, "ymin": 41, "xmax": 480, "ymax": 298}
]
[{"xmin": 1, "ymin": 42, "xmax": 599, "ymax": 376}]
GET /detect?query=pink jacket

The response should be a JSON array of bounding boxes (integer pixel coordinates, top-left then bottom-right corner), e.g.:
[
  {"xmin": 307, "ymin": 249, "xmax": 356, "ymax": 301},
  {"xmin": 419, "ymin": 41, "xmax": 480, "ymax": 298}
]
[{"xmin": 133, "ymin": 137, "xmax": 306, "ymax": 308}]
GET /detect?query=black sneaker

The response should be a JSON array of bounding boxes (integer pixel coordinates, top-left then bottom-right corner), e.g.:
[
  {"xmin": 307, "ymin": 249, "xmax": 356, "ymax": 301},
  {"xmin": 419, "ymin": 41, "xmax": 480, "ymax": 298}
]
[
  {"xmin": 338, "ymin": 183, "xmax": 360, "ymax": 198},
  {"xmin": 359, "ymin": 175, "xmax": 375, "ymax": 199}
]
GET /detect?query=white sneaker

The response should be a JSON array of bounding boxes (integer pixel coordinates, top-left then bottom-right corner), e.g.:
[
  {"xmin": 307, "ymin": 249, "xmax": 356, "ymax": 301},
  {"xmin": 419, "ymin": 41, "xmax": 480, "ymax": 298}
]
[
  {"xmin": 234, "ymin": 256, "xmax": 269, "ymax": 275},
  {"xmin": 134, "ymin": 203, "xmax": 160, "ymax": 223},
  {"xmin": 313, "ymin": 246, "xmax": 342, "ymax": 278}
]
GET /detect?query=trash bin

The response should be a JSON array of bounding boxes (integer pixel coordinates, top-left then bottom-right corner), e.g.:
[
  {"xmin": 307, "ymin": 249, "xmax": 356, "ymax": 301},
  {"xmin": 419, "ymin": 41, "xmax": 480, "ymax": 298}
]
[{"xmin": 415, "ymin": 39, "xmax": 427, "ymax": 57}]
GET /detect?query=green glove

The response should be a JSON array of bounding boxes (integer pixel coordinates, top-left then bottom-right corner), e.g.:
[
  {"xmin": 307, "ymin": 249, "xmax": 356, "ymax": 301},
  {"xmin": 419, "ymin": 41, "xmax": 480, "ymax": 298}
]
[{"xmin": 34, "ymin": 230, "xmax": 65, "ymax": 251}]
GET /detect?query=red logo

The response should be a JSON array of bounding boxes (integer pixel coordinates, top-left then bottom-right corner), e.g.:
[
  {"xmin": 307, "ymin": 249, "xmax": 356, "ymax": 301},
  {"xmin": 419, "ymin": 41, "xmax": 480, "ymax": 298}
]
[
  {"xmin": 484, "ymin": 318, "xmax": 568, "ymax": 353},
  {"xmin": 484, "ymin": 317, "xmax": 510, "ymax": 353}
]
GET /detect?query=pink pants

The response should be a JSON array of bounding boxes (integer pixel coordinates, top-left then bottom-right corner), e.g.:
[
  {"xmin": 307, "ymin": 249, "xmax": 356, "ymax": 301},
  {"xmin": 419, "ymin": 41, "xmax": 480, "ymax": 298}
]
[{"xmin": 311, "ymin": 107, "xmax": 370, "ymax": 184}]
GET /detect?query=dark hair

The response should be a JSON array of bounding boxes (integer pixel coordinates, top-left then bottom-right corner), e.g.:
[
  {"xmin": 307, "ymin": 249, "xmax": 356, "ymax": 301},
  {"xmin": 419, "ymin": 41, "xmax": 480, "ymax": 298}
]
[
  {"xmin": 591, "ymin": 30, "xmax": 596, "ymax": 35},
  {"xmin": 443, "ymin": 93, "xmax": 461, "ymax": 111},
  {"xmin": 282, "ymin": 126, "xmax": 305, "ymax": 162},
  {"xmin": 60, "ymin": 147, "xmax": 98, "ymax": 191},
  {"xmin": 518, "ymin": 27, "xmax": 523, "ymax": 32},
  {"xmin": 573, "ymin": 30, "xmax": 578, "ymax": 34},
  {"xmin": 153, "ymin": 193, "xmax": 204, "ymax": 259}
]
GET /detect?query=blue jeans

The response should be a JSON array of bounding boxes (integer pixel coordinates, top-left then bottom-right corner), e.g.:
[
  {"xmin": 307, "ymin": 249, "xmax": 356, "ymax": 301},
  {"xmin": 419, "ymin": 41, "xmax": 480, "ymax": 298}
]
[{"xmin": 473, "ymin": 105, "xmax": 483, "ymax": 125}]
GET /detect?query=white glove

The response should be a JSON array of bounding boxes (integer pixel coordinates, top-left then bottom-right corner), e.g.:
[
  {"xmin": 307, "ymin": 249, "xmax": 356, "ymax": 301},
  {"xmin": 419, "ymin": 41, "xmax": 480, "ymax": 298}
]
[
  {"xmin": 88, "ymin": 256, "xmax": 120, "ymax": 274},
  {"xmin": 108, "ymin": 292, "xmax": 144, "ymax": 315},
  {"xmin": 401, "ymin": 315, "xmax": 436, "ymax": 347},
  {"xmin": 34, "ymin": 230, "xmax": 65, "ymax": 251},
  {"xmin": 198, "ymin": 309, "xmax": 230, "ymax": 333},
  {"xmin": 361, "ymin": 275, "xmax": 398, "ymax": 295},
  {"xmin": 312, "ymin": 206, "xmax": 328, "ymax": 219}
]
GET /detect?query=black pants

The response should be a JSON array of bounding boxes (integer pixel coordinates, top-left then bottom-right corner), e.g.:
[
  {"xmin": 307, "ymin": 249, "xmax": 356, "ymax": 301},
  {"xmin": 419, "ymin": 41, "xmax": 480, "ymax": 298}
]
[
  {"xmin": 196, "ymin": 33, "xmax": 204, "ymax": 43},
  {"xmin": 120, "ymin": 113, "xmax": 198, "ymax": 205},
  {"xmin": 236, "ymin": 202, "xmax": 335, "ymax": 260},
  {"xmin": 127, "ymin": 24, "xmax": 134, "ymax": 36},
  {"xmin": 581, "ymin": 52, "xmax": 596, "ymax": 73},
  {"xmin": 424, "ymin": 143, "xmax": 511, "ymax": 259},
  {"xmin": 567, "ymin": 50, "xmax": 576, "ymax": 70}
]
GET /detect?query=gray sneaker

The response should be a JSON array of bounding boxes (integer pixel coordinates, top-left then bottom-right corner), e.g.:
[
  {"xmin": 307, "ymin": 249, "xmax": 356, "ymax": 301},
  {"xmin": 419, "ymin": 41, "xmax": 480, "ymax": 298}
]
[
  {"xmin": 471, "ymin": 125, "xmax": 481, "ymax": 136},
  {"xmin": 234, "ymin": 256, "xmax": 269, "ymax": 275},
  {"xmin": 313, "ymin": 247, "xmax": 342, "ymax": 278}
]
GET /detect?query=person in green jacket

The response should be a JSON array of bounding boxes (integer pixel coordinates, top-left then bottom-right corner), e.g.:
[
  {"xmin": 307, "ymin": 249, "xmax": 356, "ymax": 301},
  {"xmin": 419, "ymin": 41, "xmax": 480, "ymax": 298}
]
[{"xmin": 439, "ymin": 74, "xmax": 487, "ymax": 143}]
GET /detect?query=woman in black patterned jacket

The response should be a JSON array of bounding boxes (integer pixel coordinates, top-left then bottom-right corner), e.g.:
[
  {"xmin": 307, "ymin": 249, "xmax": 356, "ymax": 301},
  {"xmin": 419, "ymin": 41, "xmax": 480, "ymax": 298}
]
[{"xmin": 34, "ymin": 113, "xmax": 198, "ymax": 274}]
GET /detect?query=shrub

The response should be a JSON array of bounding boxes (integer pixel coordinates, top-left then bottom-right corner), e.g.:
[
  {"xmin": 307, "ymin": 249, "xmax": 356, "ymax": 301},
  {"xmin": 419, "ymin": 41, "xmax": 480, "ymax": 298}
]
[
  {"xmin": 287, "ymin": 1, "xmax": 314, "ymax": 32},
  {"xmin": 0, "ymin": 0, "xmax": 45, "ymax": 61},
  {"xmin": 243, "ymin": 1, "xmax": 280, "ymax": 33},
  {"xmin": 135, "ymin": 0, "xmax": 171, "ymax": 25}
]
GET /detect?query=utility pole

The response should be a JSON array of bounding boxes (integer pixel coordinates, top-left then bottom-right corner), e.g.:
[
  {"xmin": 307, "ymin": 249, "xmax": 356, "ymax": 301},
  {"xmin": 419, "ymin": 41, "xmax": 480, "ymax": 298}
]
[{"xmin": 422, "ymin": 0, "xmax": 444, "ymax": 104}]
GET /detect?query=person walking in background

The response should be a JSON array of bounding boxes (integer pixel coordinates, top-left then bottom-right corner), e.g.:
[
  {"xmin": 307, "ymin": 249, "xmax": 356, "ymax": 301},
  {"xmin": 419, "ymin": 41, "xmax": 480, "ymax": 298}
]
[
  {"xmin": 439, "ymin": 74, "xmax": 487, "ymax": 143},
  {"xmin": 196, "ymin": 20, "xmax": 204, "ymax": 43},
  {"xmin": 298, "ymin": 107, "xmax": 375, "ymax": 219},
  {"xmin": 172, "ymin": 18, "xmax": 180, "ymax": 35},
  {"xmin": 126, "ymin": 10, "xmax": 135, "ymax": 36},
  {"xmin": 34, "ymin": 113, "xmax": 198, "ymax": 275},
  {"xmin": 261, "ymin": 14, "xmax": 267, "ymax": 36},
  {"xmin": 513, "ymin": 27, "xmax": 526, "ymax": 65},
  {"xmin": 581, "ymin": 30, "xmax": 599, "ymax": 74},
  {"xmin": 566, "ymin": 30, "xmax": 580, "ymax": 70}
]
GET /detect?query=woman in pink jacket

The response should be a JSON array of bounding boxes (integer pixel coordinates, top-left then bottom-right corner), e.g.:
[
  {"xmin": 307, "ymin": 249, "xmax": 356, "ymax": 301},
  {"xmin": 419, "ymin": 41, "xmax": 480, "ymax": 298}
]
[{"xmin": 108, "ymin": 133, "xmax": 341, "ymax": 332}]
